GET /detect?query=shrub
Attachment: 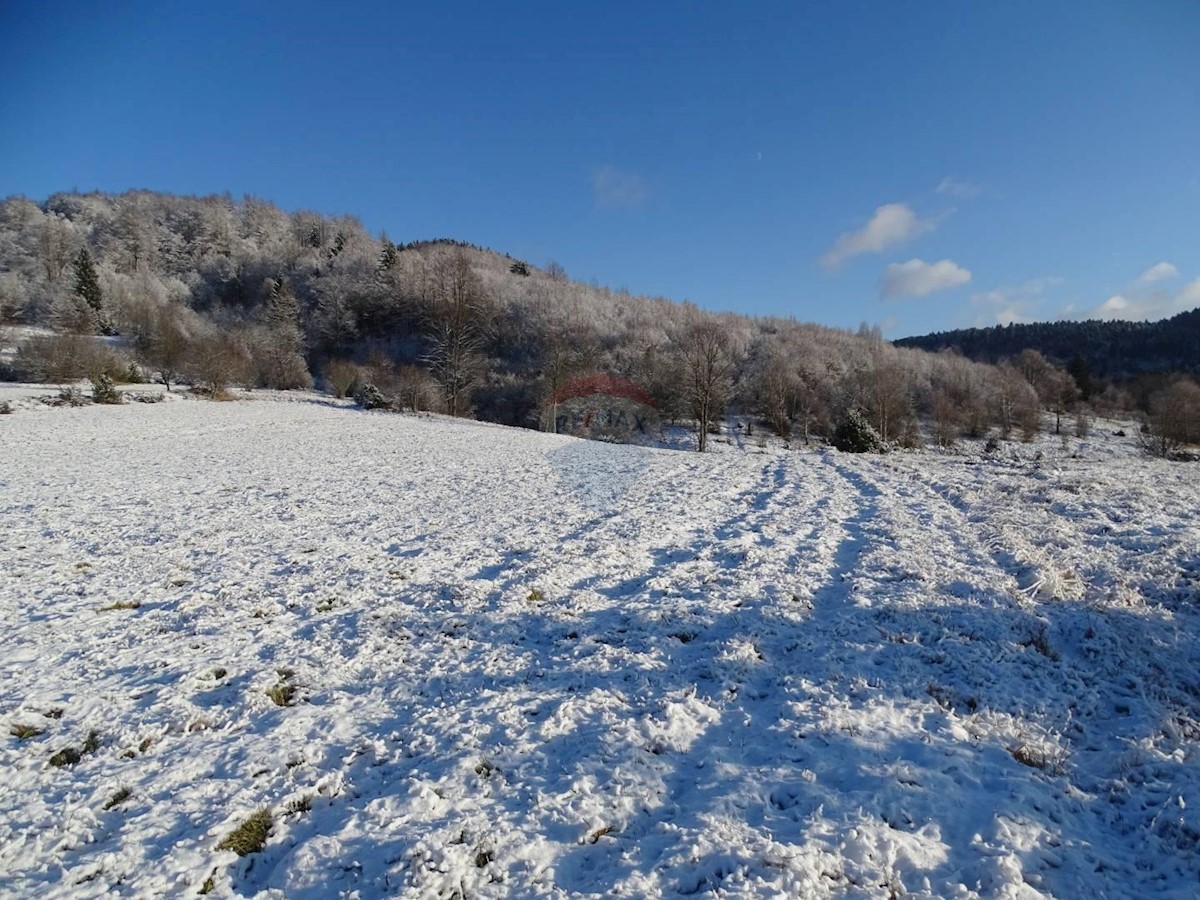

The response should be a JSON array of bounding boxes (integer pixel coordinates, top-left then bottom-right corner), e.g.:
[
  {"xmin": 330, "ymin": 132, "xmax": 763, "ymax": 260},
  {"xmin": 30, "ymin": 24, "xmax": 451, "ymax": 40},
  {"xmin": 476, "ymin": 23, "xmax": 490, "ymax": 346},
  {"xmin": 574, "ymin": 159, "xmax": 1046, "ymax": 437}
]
[
  {"xmin": 323, "ymin": 359, "xmax": 362, "ymax": 399},
  {"xmin": 832, "ymin": 408, "xmax": 883, "ymax": 453},
  {"xmin": 0, "ymin": 400, "xmax": 10, "ymax": 415},
  {"xmin": 91, "ymin": 374, "xmax": 122, "ymax": 405},
  {"xmin": 56, "ymin": 386, "xmax": 87, "ymax": 407},
  {"xmin": 353, "ymin": 383, "xmax": 389, "ymax": 410}
]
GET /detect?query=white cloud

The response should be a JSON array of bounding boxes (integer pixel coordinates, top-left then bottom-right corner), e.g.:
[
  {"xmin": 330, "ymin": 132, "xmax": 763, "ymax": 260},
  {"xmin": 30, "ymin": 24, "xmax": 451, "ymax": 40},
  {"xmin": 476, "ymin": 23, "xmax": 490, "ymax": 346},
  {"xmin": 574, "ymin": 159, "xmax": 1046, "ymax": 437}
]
[
  {"xmin": 1175, "ymin": 278, "xmax": 1200, "ymax": 309},
  {"xmin": 1137, "ymin": 261, "xmax": 1179, "ymax": 284},
  {"xmin": 970, "ymin": 276, "xmax": 1063, "ymax": 325},
  {"xmin": 1083, "ymin": 277, "xmax": 1200, "ymax": 321},
  {"xmin": 1093, "ymin": 295, "xmax": 1132, "ymax": 319},
  {"xmin": 880, "ymin": 258, "xmax": 971, "ymax": 299},
  {"xmin": 821, "ymin": 203, "xmax": 933, "ymax": 269},
  {"xmin": 591, "ymin": 165, "xmax": 647, "ymax": 210},
  {"xmin": 935, "ymin": 176, "xmax": 983, "ymax": 199}
]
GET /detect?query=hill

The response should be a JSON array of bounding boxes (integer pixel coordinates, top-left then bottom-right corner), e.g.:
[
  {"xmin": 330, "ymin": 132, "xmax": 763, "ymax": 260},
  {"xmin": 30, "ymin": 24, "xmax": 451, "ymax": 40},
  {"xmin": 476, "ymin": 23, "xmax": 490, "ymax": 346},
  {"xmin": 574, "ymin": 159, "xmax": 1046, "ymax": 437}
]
[
  {"xmin": 895, "ymin": 309, "xmax": 1200, "ymax": 379},
  {"xmin": 0, "ymin": 189, "xmax": 1188, "ymax": 449}
]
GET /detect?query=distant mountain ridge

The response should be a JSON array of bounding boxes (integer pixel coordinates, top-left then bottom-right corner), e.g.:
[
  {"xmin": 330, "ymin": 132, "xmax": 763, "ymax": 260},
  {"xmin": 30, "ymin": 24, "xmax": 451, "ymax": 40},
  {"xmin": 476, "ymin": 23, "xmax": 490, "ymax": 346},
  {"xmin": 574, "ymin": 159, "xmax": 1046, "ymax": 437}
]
[{"xmin": 894, "ymin": 308, "xmax": 1200, "ymax": 378}]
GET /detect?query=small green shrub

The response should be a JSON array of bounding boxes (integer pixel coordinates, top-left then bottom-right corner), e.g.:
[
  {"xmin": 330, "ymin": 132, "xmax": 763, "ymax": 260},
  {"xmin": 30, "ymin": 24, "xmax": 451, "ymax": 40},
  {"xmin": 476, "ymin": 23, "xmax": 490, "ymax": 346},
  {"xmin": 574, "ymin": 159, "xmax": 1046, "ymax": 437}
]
[
  {"xmin": 832, "ymin": 408, "xmax": 883, "ymax": 453},
  {"xmin": 91, "ymin": 374, "xmax": 122, "ymax": 404},
  {"xmin": 353, "ymin": 383, "xmax": 389, "ymax": 410},
  {"xmin": 10, "ymin": 723, "xmax": 44, "ymax": 740},
  {"xmin": 0, "ymin": 400, "xmax": 11, "ymax": 415},
  {"xmin": 215, "ymin": 808, "xmax": 272, "ymax": 856}
]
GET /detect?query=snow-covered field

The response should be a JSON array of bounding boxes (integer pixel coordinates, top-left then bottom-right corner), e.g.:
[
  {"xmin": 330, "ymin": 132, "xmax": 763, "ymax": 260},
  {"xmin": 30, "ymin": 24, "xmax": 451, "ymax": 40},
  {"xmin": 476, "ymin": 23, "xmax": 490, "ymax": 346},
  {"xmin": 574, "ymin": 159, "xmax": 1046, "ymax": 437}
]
[{"xmin": 2, "ymin": 393, "xmax": 1198, "ymax": 898}]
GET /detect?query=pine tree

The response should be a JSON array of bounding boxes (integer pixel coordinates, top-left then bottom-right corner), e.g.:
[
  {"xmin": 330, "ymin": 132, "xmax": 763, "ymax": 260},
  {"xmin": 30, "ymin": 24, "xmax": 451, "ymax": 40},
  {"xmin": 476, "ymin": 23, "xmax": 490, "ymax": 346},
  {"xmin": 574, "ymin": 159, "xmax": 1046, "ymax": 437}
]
[
  {"xmin": 71, "ymin": 248, "xmax": 114, "ymax": 334},
  {"xmin": 378, "ymin": 240, "xmax": 399, "ymax": 272},
  {"xmin": 73, "ymin": 249, "xmax": 103, "ymax": 312}
]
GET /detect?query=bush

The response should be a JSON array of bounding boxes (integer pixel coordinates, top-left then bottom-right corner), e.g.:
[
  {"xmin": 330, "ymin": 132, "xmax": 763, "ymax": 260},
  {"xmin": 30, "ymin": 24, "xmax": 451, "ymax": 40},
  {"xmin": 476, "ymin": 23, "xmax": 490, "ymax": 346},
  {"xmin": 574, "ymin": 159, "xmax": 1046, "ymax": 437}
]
[
  {"xmin": 353, "ymin": 383, "xmax": 389, "ymax": 410},
  {"xmin": 323, "ymin": 359, "xmax": 362, "ymax": 398},
  {"xmin": 0, "ymin": 400, "xmax": 10, "ymax": 415},
  {"xmin": 91, "ymin": 374, "xmax": 122, "ymax": 404},
  {"xmin": 14, "ymin": 333, "xmax": 130, "ymax": 384},
  {"xmin": 55, "ymin": 386, "xmax": 87, "ymax": 407},
  {"xmin": 832, "ymin": 408, "xmax": 883, "ymax": 453}
]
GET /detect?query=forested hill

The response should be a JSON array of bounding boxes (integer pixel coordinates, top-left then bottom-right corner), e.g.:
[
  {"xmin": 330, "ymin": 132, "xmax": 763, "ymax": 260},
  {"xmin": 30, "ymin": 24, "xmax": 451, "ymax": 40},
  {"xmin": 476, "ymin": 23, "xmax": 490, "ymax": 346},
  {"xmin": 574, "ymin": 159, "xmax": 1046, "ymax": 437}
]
[
  {"xmin": 894, "ymin": 309, "xmax": 1200, "ymax": 378},
  {"xmin": 3, "ymin": 188, "xmax": 1186, "ymax": 447}
]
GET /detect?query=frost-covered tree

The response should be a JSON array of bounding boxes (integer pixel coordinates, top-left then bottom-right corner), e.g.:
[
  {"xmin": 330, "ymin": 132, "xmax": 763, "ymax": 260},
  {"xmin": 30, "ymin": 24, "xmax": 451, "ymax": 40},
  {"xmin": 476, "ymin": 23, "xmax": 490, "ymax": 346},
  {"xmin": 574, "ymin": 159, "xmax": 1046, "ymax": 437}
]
[
  {"xmin": 682, "ymin": 318, "xmax": 740, "ymax": 452},
  {"xmin": 425, "ymin": 248, "xmax": 489, "ymax": 417},
  {"xmin": 1142, "ymin": 377, "xmax": 1200, "ymax": 458}
]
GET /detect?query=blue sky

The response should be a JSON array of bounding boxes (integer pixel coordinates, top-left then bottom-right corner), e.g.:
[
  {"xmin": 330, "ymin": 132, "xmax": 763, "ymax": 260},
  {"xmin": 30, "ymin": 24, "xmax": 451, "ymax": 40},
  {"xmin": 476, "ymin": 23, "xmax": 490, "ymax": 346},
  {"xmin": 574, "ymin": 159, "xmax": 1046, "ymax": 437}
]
[{"xmin": 1, "ymin": 1, "xmax": 1197, "ymax": 337}]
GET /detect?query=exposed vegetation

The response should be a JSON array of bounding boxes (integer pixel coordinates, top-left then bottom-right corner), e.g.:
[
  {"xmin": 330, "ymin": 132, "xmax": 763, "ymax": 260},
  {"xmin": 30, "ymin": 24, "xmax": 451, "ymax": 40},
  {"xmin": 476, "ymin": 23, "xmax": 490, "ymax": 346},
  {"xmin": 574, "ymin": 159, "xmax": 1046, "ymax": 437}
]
[
  {"xmin": 103, "ymin": 787, "xmax": 132, "ymax": 810},
  {"xmin": 215, "ymin": 808, "xmax": 272, "ymax": 856},
  {"xmin": 9, "ymin": 723, "xmax": 44, "ymax": 741}
]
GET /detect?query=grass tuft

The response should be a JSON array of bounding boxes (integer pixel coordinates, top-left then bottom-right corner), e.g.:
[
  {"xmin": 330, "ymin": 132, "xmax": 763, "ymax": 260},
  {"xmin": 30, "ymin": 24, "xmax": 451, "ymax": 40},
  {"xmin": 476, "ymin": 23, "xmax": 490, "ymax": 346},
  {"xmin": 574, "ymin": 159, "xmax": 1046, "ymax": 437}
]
[
  {"xmin": 49, "ymin": 746, "xmax": 82, "ymax": 768},
  {"xmin": 266, "ymin": 682, "xmax": 297, "ymax": 708},
  {"xmin": 215, "ymin": 808, "xmax": 272, "ymax": 856},
  {"xmin": 527, "ymin": 588, "xmax": 545, "ymax": 602},
  {"xmin": 48, "ymin": 730, "xmax": 100, "ymax": 767},
  {"xmin": 10, "ymin": 723, "xmax": 45, "ymax": 741},
  {"xmin": 103, "ymin": 787, "xmax": 132, "ymax": 810},
  {"xmin": 98, "ymin": 600, "xmax": 141, "ymax": 612}
]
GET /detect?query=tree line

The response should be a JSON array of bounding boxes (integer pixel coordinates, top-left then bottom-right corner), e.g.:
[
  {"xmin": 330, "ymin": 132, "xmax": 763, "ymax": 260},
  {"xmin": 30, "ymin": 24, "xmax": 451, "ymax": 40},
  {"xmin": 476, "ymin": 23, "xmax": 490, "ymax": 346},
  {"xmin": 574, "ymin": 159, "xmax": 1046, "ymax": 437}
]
[{"xmin": 1, "ymin": 190, "xmax": 1196, "ymax": 456}]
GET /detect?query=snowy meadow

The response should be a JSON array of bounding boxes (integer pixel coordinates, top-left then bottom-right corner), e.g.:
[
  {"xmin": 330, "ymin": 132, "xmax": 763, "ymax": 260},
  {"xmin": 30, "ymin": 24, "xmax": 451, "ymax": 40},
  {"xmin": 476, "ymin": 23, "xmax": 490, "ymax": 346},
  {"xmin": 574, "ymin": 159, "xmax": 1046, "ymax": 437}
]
[{"xmin": 1, "ymin": 392, "xmax": 1199, "ymax": 898}]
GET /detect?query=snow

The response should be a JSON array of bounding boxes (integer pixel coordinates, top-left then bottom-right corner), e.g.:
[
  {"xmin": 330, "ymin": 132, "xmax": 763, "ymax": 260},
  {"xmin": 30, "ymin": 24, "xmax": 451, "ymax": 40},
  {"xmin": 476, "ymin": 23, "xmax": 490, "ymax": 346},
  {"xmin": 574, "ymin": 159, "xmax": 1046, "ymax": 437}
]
[{"xmin": 1, "ymin": 394, "xmax": 1198, "ymax": 898}]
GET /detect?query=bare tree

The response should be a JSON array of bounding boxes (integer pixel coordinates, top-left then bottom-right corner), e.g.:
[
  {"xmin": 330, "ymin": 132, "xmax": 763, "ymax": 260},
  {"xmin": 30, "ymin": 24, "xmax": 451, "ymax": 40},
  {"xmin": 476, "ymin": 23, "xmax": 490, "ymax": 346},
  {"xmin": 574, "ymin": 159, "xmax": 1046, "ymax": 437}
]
[
  {"xmin": 682, "ymin": 319, "xmax": 739, "ymax": 452},
  {"xmin": 186, "ymin": 329, "xmax": 249, "ymax": 398},
  {"xmin": 1142, "ymin": 377, "xmax": 1200, "ymax": 458},
  {"xmin": 146, "ymin": 305, "xmax": 195, "ymax": 391},
  {"xmin": 425, "ymin": 248, "xmax": 489, "ymax": 417}
]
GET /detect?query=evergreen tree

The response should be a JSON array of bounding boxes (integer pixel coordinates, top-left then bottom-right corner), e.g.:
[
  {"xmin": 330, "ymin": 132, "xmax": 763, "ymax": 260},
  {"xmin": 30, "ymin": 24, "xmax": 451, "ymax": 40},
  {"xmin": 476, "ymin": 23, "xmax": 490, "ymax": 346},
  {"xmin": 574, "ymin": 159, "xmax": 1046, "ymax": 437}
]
[
  {"xmin": 71, "ymin": 248, "xmax": 114, "ymax": 334},
  {"xmin": 378, "ymin": 240, "xmax": 399, "ymax": 272},
  {"xmin": 72, "ymin": 248, "xmax": 103, "ymax": 312}
]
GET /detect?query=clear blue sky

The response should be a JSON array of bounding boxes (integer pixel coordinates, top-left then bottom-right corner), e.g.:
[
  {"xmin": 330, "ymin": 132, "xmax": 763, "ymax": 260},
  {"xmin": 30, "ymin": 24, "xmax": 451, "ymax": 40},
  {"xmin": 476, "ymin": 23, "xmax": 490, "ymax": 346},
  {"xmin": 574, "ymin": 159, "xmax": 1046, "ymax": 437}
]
[{"xmin": 2, "ymin": 1, "xmax": 1197, "ymax": 337}]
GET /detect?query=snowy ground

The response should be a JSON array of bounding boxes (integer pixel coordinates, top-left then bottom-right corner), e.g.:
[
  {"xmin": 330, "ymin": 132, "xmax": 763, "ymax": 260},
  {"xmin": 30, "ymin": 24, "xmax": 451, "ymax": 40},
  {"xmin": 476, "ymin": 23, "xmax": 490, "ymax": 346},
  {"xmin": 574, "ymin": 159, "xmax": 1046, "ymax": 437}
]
[{"xmin": 1, "ymin": 394, "xmax": 1198, "ymax": 898}]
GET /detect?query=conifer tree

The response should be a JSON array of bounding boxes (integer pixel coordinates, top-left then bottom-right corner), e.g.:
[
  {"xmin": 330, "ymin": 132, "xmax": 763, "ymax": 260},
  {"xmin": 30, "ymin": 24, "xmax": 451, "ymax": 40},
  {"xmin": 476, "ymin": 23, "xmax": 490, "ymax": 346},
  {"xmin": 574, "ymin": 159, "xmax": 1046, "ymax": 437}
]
[
  {"xmin": 72, "ymin": 248, "xmax": 103, "ymax": 313},
  {"xmin": 71, "ymin": 248, "xmax": 114, "ymax": 334}
]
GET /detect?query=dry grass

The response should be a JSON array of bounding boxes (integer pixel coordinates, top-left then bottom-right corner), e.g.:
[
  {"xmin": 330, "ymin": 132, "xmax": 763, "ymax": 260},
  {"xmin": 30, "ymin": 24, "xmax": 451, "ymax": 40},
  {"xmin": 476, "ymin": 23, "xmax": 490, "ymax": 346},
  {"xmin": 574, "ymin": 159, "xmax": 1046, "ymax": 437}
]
[
  {"xmin": 103, "ymin": 787, "xmax": 132, "ymax": 810},
  {"xmin": 10, "ymin": 723, "xmax": 45, "ymax": 741},
  {"xmin": 215, "ymin": 808, "xmax": 272, "ymax": 857},
  {"xmin": 48, "ymin": 730, "xmax": 100, "ymax": 768}
]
